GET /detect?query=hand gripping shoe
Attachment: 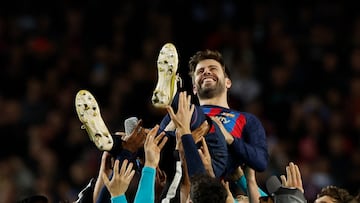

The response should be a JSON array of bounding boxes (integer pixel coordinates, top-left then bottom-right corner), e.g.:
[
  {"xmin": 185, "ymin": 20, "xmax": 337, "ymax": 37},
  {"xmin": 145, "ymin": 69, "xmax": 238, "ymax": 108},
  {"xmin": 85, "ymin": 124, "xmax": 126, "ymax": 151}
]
[
  {"xmin": 152, "ymin": 42, "xmax": 180, "ymax": 108},
  {"xmin": 75, "ymin": 89, "xmax": 113, "ymax": 151}
]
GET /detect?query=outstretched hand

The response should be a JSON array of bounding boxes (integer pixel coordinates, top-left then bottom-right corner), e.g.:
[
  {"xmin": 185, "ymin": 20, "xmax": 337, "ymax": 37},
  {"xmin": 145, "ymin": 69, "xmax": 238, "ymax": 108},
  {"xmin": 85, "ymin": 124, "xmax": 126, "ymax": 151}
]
[
  {"xmin": 166, "ymin": 91, "xmax": 194, "ymax": 136},
  {"xmin": 221, "ymin": 179, "xmax": 235, "ymax": 203},
  {"xmin": 280, "ymin": 162, "xmax": 304, "ymax": 193},
  {"xmin": 198, "ymin": 137, "xmax": 215, "ymax": 177},
  {"xmin": 101, "ymin": 159, "xmax": 135, "ymax": 197},
  {"xmin": 144, "ymin": 125, "xmax": 168, "ymax": 168}
]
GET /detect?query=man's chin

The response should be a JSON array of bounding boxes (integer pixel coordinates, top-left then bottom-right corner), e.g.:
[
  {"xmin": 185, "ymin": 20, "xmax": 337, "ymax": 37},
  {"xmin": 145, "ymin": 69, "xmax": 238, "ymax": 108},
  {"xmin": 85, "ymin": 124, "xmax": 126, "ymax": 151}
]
[{"xmin": 198, "ymin": 89, "xmax": 216, "ymax": 99}]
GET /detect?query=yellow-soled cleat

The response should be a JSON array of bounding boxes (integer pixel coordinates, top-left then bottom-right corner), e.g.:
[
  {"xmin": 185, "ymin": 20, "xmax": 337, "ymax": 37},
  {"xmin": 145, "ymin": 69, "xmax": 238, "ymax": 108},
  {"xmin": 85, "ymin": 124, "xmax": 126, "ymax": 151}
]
[
  {"xmin": 75, "ymin": 89, "xmax": 113, "ymax": 151},
  {"xmin": 152, "ymin": 42, "xmax": 179, "ymax": 108}
]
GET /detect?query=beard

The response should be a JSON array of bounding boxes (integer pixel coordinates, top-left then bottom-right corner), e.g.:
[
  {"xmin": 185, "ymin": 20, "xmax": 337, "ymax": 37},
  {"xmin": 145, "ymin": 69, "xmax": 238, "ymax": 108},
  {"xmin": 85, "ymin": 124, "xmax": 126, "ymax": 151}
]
[{"xmin": 196, "ymin": 79, "xmax": 226, "ymax": 100}]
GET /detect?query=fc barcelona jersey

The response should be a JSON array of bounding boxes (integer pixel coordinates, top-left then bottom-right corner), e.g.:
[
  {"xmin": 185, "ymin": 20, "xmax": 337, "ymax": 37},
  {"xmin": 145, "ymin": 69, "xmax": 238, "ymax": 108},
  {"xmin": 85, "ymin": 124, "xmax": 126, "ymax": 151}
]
[{"xmin": 201, "ymin": 105, "xmax": 247, "ymax": 138}]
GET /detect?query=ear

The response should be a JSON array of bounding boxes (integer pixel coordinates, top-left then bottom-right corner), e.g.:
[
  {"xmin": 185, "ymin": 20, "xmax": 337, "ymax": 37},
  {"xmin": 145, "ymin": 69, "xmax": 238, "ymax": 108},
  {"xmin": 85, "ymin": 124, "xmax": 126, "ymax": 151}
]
[{"xmin": 225, "ymin": 78, "xmax": 232, "ymax": 89}]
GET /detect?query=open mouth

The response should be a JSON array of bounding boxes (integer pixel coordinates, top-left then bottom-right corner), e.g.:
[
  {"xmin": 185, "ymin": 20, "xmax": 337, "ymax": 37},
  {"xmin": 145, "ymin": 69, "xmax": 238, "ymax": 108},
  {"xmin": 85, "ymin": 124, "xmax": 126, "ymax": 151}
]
[{"xmin": 201, "ymin": 76, "xmax": 217, "ymax": 84}]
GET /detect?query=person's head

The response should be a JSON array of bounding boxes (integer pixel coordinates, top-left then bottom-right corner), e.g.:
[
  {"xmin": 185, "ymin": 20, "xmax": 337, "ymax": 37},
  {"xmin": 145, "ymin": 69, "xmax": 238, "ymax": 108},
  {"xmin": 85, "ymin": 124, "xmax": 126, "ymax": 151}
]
[
  {"xmin": 189, "ymin": 173, "xmax": 228, "ymax": 203},
  {"xmin": 188, "ymin": 50, "xmax": 231, "ymax": 101},
  {"xmin": 315, "ymin": 185, "xmax": 354, "ymax": 203},
  {"xmin": 236, "ymin": 194, "xmax": 250, "ymax": 203}
]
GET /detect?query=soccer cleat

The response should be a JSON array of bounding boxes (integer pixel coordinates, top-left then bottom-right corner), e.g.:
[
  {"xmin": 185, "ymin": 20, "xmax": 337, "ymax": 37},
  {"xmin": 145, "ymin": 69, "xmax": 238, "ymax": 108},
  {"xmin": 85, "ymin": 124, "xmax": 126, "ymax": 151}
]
[
  {"xmin": 75, "ymin": 89, "xmax": 113, "ymax": 151},
  {"xmin": 152, "ymin": 42, "xmax": 179, "ymax": 108}
]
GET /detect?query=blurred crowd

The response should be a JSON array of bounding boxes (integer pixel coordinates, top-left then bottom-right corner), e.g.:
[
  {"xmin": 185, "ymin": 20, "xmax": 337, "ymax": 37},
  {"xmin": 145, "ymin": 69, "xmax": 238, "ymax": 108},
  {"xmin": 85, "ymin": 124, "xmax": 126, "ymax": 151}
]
[{"xmin": 0, "ymin": 0, "xmax": 360, "ymax": 202}]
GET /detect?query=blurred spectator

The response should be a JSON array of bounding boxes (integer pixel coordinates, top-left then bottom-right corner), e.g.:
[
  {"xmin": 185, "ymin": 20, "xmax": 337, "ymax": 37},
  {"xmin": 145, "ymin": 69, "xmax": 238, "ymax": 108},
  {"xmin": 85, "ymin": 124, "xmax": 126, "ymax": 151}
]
[{"xmin": 1, "ymin": 1, "xmax": 360, "ymax": 202}]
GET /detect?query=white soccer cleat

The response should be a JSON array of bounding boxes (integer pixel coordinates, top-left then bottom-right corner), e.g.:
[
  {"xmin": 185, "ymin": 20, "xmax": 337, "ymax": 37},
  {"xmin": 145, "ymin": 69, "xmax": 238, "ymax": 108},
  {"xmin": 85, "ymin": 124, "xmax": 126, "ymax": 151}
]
[
  {"xmin": 75, "ymin": 89, "xmax": 113, "ymax": 151},
  {"xmin": 152, "ymin": 42, "xmax": 179, "ymax": 108}
]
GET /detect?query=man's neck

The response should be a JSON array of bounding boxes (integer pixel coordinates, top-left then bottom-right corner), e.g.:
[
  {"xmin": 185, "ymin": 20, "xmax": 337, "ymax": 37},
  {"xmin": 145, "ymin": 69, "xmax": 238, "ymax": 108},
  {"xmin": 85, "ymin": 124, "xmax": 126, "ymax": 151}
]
[{"xmin": 199, "ymin": 96, "xmax": 229, "ymax": 108}]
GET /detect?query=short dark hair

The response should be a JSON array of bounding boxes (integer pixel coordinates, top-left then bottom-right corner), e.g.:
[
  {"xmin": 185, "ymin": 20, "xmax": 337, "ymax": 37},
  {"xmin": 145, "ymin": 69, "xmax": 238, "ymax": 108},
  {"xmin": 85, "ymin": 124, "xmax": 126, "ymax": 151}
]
[
  {"xmin": 317, "ymin": 185, "xmax": 354, "ymax": 203},
  {"xmin": 190, "ymin": 173, "xmax": 228, "ymax": 203},
  {"xmin": 188, "ymin": 49, "xmax": 231, "ymax": 80}
]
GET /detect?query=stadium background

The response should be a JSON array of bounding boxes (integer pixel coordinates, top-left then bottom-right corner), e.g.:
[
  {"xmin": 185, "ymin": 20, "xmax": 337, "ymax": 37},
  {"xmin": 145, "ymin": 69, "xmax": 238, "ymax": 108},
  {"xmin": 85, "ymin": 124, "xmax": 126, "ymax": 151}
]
[{"xmin": 0, "ymin": 0, "xmax": 359, "ymax": 202}]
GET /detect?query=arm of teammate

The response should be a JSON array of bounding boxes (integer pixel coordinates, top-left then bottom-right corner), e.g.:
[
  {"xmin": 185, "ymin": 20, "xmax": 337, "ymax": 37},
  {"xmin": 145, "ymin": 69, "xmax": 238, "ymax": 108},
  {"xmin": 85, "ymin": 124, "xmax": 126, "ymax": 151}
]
[
  {"xmin": 134, "ymin": 125, "xmax": 168, "ymax": 203},
  {"xmin": 166, "ymin": 91, "xmax": 206, "ymax": 177},
  {"xmin": 101, "ymin": 159, "xmax": 135, "ymax": 203}
]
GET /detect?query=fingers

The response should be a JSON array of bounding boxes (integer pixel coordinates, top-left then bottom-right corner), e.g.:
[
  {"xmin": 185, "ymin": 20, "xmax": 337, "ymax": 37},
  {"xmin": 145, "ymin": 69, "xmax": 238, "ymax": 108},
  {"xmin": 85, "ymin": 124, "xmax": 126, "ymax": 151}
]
[
  {"xmin": 101, "ymin": 171, "xmax": 110, "ymax": 187},
  {"xmin": 166, "ymin": 106, "xmax": 179, "ymax": 125},
  {"xmin": 145, "ymin": 125, "xmax": 159, "ymax": 145},
  {"xmin": 294, "ymin": 163, "xmax": 302, "ymax": 186},
  {"xmin": 179, "ymin": 91, "xmax": 188, "ymax": 109},
  {"xmin": 100, "ymin": 151, "xmax": 112, "ymax": 171},
  {"xmin": 123, "ymin": 160, "xmax": 134, "ymax": 176},
  {"xmin": 198, "ymin": 138, "xmax": 208, "ymax": 161},
  {"xmin": 100, "ymin": 151, "xmax": 110, "ymax": 167},
  {"xmin": 128, "ymin": 169, "xmax": 136, "ymax": 182},
  {"xmin": 156, "ymin": 132, "xmax": 168, "ymax": 150},
  {"xmin": 158, "ymin": 135, "xmax": 168, "ymax": 150},
  {"xmin": 210, "ymin": 116, "xmax": 225, "ymax": 132},
  {"xmin": 289, "ymin": 162, "xmax": 296, "ymax": 185},
  {"xmin": 286, "ymin": 165, "xmax": 292, "ymax": 186},
  {"xmin": 183, "ymin": 92, "xmax": 194, "ymax": 115},
  {"xmin": 114, "ymin": 159, "xmax": 121, "ymax": 174},
  {"xmin": 210, "ymin": 116, "xmax": 221, "ymax": 125},
  {"xmin": 289, "ymin": 162, "xmax": 303, "ymax": 193},
  {"xmin": 154, "ymin": 131, "xmax": 165, "ymax": 143},
  {"xmin": 221, "ymin": 179, "xmax": 229, "ymax": 190},
  {"xmin": 200, "ymin": 137, "xmax": 209, "ymax": 156},
  {"xmin": 117, "ymin": 159, "xmax": 135, "ymax": 180},
  {"xmin": 145, "ymin": 125, "xmax": 168, "ymax": 150},
  {"xmin": 114, "ymin": 131, "xmax": 126, "ymax": 138},
  {"xmin": 198, "ymin": 148, "xmax": 205, "ymax": 163},
  {"xmin": 280, "ymin": 175, "xmax": 287, "ymax": 186}
]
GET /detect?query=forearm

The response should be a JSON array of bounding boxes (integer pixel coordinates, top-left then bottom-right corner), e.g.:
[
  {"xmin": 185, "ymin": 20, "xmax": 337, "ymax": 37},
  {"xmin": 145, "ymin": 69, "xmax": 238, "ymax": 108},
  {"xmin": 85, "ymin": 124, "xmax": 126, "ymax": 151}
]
[
  {"xmin": 235, "ymin": 175, "xmax": 267, "ymax": 197},
  {"xmin": 247, "ymin": 178, "xmax": 261, "ymax": 203},
  {"xmin": 134, "ymin": 166, "xmax": 156, "ymax": 203},
  {"xmin": 181, "ymin": 134, "xmax": 206, "ymax": 176},
  {"xmin": 93, "ymin": 176, "xmax": 105, "ymax": 203},
  {"xmin": 95, "ymin": 178, "xmax": 112, "ymax": 203}
]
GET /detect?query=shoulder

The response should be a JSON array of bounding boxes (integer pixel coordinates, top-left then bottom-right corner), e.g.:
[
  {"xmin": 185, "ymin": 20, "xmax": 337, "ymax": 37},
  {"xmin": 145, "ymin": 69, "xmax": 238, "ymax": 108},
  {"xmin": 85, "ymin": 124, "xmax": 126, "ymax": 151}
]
[{"xmin": 239, "ymin": 112, "xmax": 263, "ymax": 125}]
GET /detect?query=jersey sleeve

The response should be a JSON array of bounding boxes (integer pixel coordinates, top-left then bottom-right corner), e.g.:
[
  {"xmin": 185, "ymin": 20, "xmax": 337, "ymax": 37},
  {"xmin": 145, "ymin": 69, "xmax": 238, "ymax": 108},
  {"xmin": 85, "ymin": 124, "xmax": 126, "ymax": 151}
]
[{"xmin": 229, "ymin": 113, "xmax": 269, "ymax": 171}]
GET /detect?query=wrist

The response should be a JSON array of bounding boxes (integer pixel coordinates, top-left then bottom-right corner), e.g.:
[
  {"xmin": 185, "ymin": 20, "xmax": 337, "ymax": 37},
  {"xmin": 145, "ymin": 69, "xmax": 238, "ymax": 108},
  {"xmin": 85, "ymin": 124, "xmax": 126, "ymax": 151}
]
[
  {"xmin": 144, "ymin": 161, "xmax": 157, "ymax": 168},
  {"xmin": 177, "ymin": 128, "xmax": 191, "ymax": 136}
]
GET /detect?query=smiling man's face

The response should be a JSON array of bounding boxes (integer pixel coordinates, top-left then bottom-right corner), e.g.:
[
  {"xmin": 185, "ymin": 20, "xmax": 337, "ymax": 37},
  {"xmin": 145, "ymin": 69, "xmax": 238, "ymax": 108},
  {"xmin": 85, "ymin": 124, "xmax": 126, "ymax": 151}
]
[{"xmin": 193, "ymin": 59, "xmax": 228, "ymax": 99}]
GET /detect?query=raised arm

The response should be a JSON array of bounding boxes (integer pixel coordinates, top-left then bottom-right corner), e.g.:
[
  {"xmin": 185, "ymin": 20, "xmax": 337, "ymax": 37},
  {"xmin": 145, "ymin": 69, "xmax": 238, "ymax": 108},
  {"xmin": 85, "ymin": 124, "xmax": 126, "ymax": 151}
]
[
  {"xmin": 166, "ymin": 91, "xmax": 206, "ymax": 176},
  {"xmin": 280, "ymin": 162, "xmax": 304, "ymax": 193},
  {"xmin": 134, "ymin": 125, "xmax": 168, "ymax": 203},
  {"xmin": 101, "ymin": 159, "xmax": 135, "ymax": 203},
  {"xmin": 93, "ymin": 151, "xmax": 113, "ymax": 203}
]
